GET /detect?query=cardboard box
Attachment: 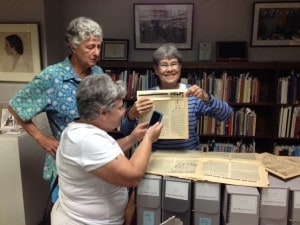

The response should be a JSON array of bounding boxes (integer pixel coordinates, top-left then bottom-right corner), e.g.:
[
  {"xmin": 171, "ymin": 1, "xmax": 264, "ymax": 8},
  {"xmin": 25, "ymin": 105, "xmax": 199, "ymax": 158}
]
[
  {"xmin": 222, "ymin": 184, "xmax": 259, "ymax": 225},
  {"xmin": 136, "ymin": 174, "xmax": 162, "ymax": 225},
  {"xmin": 286, "ymin": 176, "xmax": 300, "ymax": 224},
  {"xmin": 162, "ymin": 176, "xmax": 191, "ymax": 225},
  {"xmin": 259, "ymin": 174, "xmax": 289, "ymax": 225},
  {"xmin": 193, "ymin": 181, "xmax": 221, "ymax": 225}
]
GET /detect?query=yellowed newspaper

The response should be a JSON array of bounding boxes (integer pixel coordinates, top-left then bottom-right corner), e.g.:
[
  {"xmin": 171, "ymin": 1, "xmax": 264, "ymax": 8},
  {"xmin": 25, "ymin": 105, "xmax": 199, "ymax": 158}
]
[
  {"xmin": 146, "ymin": 150, "xmax": 269, "ymax": 187},
  {"xmin": 137, "ymin": 89, "xmax": 188, "ymax": 139},
  {"xmin": 259, "ymin": 152, "xmax": 300, "ymax": 179}
]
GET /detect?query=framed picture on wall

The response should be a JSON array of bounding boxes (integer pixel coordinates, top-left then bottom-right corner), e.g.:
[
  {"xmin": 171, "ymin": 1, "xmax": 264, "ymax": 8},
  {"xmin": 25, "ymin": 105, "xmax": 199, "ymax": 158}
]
[
  {"xmin": 251, "ymin": 2, "xmax": 300, "ymax": 47},
  {"xmin": 0, "ymin": 23, "xmax": 41, "ymax": 82},
  {"xmin": 134, "ymin": 3, "xmax": 194, "ymax": 49},
  {"xmin": 101, "ymin": 39, "xmax": 129, "ymax": 61}
]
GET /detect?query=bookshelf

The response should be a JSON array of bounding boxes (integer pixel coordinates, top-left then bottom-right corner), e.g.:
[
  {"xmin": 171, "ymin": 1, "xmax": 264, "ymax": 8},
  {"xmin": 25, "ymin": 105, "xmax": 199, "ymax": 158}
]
[{"xmin": 98, "ymin": 61, "xmax": 300, "ymax": 154}]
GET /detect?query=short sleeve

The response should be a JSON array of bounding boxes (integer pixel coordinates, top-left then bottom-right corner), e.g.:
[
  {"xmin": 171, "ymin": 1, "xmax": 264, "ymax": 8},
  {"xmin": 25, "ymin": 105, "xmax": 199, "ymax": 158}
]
[
  {"xmin": 9, "ymin": 71, "xmax": 53, "ymax": 121},
  {"xmin": 80, "ymin": 132, "xmax": 123, "ymax": 172}
]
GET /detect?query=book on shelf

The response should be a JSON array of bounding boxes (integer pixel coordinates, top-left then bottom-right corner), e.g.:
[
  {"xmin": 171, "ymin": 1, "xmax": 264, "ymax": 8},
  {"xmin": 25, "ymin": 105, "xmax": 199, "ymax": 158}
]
[
  {"xmin": 251, "ymin": 77, "xmax": 259, "ymax": 103},
  {"xmin": 278, "ymin": 106, "xmax": 299, "ymax": 138},
  {"xmin": 278, "ymin": 107, "xmax": 284, "ymax": 137},
  {"xmin": 280, "ymin": 106, "xmax": 289, "ymax": 138},
  {"xmin": 232, "ymin": 107, "xmax": 256, "ymax": 136},
  {"xmin": 278, "ymin": 77, "xmax": 289, "ymax": 104},
  {"xmin": 222, "ymin": 72, "xmax": 230, "ymax": 102},
  {"xmin": 286, "ymin": 106, "xmax": 292, "ymax": 138},
  {"xmin": 290, "ymin": 106, "xmax": 300, "ymax": 138},
  {"xmin": 247, "ymin": 110, "xmax": 257, "ymax": 136},
  {"xmin": 277, "ymin": 73, "xmax": 300, "ymax": 104},
  {"xmin": 214, "ymin": 78, "xmax": 223, "ymax": 100}
]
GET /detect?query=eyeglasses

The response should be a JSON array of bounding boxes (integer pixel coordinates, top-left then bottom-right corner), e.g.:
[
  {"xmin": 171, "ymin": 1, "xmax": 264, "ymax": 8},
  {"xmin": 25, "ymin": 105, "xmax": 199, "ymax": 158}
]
[{"xmin": 158, "ymin": 62, "xmax": 179, "ymax": 69}]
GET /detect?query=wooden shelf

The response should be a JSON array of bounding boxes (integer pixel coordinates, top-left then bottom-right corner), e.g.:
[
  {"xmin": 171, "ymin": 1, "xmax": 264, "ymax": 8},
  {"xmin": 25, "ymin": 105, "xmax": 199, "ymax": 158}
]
[
  {"xmin": 98, "ymin": 61, "xmax": 300, "ymax": 70},
  {"xmin": 100, "ymin": 60, "xmax": 300, "ymax": 154}
]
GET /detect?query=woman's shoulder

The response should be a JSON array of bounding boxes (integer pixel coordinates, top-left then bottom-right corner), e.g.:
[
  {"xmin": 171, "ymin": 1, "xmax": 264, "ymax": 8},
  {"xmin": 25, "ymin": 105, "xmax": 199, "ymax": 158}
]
[{"xmin": 38, "ymin": 58, "xmax": 76, "ymax": 80}]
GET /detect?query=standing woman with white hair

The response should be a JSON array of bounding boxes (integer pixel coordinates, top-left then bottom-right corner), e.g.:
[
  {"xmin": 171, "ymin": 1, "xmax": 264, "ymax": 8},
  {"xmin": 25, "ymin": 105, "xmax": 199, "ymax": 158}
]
[
  {"xmin": 9, "ymin": 17, "xmax": 149, "ymax": 204},
  {"xmin": 8, "ymin": 16, "xmax": 105, "ymax": 202}
]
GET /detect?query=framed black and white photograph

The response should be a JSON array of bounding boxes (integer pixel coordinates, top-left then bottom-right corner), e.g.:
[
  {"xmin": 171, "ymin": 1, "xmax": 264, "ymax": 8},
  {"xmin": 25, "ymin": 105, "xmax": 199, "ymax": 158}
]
[
  {"xmin": 0, "ymin": 23, "xmax": 41, "ymax": 82},
  {"xmin": 134, "ymin": 3, "xmax": 194, "ymax": 49},
  {"xmin": 101, "ymin": 39, "xmax": 129, "ymax": 61},
  {"xmin": 251, "ymin": 2, "xmax": 300, "ymax": 47}
]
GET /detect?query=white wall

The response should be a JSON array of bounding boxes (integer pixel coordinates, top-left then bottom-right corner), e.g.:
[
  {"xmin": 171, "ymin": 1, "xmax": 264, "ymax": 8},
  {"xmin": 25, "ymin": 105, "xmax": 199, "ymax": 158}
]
[
  {"xmin": 61, "ymin": 0, "xmax": 300, "ymax": 62},
  {"xmin": 0, "ymin": 0, "xmax": 299, "ymax": 103}
]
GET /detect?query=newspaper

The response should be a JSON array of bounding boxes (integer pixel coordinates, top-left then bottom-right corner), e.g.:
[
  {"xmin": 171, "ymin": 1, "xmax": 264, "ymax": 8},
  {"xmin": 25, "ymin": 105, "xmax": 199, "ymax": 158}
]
[
  {"xmin": 259, "ymin": 152, "xmax": 300, "ymax": 179},
  {"xmin": 137, "ymin": 89, "xmax": 188, "ymax": 139},
  {"xmin": 146, "ymin": 150, "xmax": 269, "ymax": 188},
  {"xmin": 160, "ymin": 216, "xmax": 183, "ymax": 225}
]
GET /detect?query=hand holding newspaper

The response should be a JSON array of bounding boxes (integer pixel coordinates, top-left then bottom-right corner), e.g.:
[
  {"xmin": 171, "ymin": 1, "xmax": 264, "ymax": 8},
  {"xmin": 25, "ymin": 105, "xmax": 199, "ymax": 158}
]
[{"xmin": 137, "ymin": 89, "xmax": 189, "ymax": 139}]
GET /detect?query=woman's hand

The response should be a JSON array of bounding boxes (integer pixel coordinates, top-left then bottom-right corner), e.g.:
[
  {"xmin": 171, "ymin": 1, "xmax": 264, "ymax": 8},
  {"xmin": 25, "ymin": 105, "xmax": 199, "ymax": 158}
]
[
  {"xmin": 36, "ymin": 134, "xmax": 59, "ymax": 157},
  {"xmin": 130, "ymin": 122, "xmax": 148, "ymax": 142},
  {"xmin": 144, "ymin": 122, "xmax": 163, "ymax": 143},
  {"xmin": 127, "ymin": 98, "xmax": 153, "ymax": 120},
  {"xmin": 186, "ymin": 85, "xmax": 210, "ymax": 101}
]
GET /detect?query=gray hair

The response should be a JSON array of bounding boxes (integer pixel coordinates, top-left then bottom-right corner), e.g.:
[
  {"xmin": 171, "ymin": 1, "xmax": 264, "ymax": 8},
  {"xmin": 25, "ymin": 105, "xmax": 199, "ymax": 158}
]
[
  {"xmin": 65, "ymin": 16, "xmax": 103, "ymax": 48},
  {"xmin": 152, "ymin": 43, "xmax": 182, "ymax": 66},
  {"xmin": 76, "ymin": 74, "xmax": 126, "ymax": 121}
]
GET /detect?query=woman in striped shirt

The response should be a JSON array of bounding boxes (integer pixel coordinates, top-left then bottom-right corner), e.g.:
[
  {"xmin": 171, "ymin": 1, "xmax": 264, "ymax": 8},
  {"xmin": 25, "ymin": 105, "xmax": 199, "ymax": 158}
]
[{"xmin": 121, "ymin": 43, "xmax": 233, "ymax": 151}]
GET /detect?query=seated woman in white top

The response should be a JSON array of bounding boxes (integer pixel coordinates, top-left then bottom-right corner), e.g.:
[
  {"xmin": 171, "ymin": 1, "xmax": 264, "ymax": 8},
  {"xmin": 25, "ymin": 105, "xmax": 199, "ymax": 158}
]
[{"xmin": 51, "ymin": 74, "xmax": 163, "ymax": 225}]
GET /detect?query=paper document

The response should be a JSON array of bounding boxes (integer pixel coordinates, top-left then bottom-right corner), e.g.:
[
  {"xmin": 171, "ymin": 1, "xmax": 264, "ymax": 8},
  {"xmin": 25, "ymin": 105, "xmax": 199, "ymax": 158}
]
[
  {"xmin": 137, "ymin": 89, "xmax": 188, "ymax": 139},
  {"xmin": 160, "ymin": 216, "xmax": 183, "ymax": 225},
  {"xmin": 259, "ymin": 152, "xmax": 300, "ymax": 179},
  {"xmin": 147, "ymin": 150, "xmax": 269, "ymax": 187}
]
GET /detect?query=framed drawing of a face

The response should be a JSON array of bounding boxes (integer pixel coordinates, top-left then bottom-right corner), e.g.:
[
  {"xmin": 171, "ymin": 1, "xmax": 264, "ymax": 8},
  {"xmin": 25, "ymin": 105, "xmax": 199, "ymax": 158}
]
[{"xmin": 0, "ymin": 23, "xmax": 41, "ymax": 82}]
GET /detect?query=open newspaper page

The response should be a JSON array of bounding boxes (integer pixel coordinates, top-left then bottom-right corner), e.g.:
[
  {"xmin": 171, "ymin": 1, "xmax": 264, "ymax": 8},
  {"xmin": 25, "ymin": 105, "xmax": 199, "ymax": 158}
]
[
  {"xmin": 137, "ymin": 89, "xmax": 188, "ymax": 139},
  {"xmin": 146, "ymin": 150, "xmax": 269, "ymax": 187},
  {"xmin": 200, "ymin": 152, "xmax": 268, "ymax": 187},
  {"xmin": 258, "ymin": 152, "xmax": 300, "ymax": 179}
]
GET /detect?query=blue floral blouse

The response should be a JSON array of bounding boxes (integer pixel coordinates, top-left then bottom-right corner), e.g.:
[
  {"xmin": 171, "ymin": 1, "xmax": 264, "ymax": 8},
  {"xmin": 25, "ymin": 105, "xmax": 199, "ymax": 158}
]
[{"xmin": 9, "ymin": 57, "xmax": 103, "ymax": 181}]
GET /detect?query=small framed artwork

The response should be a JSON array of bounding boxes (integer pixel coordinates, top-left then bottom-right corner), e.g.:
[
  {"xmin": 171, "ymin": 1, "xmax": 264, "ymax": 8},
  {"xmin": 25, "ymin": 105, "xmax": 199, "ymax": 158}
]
[
  {"xmin": 198, "ymin": 42, "xmax": 212, "ymax": 61},
  {"xmin": 134, "ymin": 3, "xmax": 194, "ymax": 49},
  {"xmin": 251, "ymin": 2, "xmax": 300, "ymax": 47},
  {"xmin": 101, "ymin": 39, "xmax": 129, "ymax": 61},
  {"xmin": 0, "ymin": 23, "xmax": 41, "ymax": 82}
]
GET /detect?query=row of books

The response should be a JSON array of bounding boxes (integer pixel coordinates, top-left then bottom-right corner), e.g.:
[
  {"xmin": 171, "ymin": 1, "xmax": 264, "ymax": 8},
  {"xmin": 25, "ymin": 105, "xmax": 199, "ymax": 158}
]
[
  {"xmin": 197, "ymin": 107, "xmax": 256, "ymax": 136},
  {"xmin": 200, "ymin": 139, "xmax": 256, "ymax": 153},
  {"xmin": 183, "ymin": 72, "xmax": 260, "ymax": 103},
  {"xmin": 106, "ymin": 69, "xmax": 260, "ymax": 103},
  {"xmin": 200, "ymin": 140, "xmax": 300, "ymax": 156},
  {"xmin": 107, "ymin": 69, "xmax": 300, "ymax": 106},
  {"xmin": 278, "ymin": 105, "xmax": 300, "ymax": 138},
  {"xmin": 274, "ymin": 144, "xmax": 300, "ymax": 156},
  {"xmin": 106, "ymin": 69, "xmax": 158, "ymax": 99},
  {"xmin": 277, "ymin": 71, "xmax": 300, "ymax": 104}
]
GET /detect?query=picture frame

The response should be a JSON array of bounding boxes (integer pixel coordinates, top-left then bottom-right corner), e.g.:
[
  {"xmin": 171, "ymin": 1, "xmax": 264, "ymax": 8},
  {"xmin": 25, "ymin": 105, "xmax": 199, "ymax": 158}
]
[
  {"xmin": 251, "ymin": 2, "xmax": 300, "ymax": 47},
  {"xmin": 101, "ymin": 39, "xmax": 129, "ymax": 61},
  {"xmin": 134, "ymin": 3, "xmax": 194, "ymax": 49},
  {"xmin": 0, "ymin": 23, "xmax": 41, "ymax": 82}
]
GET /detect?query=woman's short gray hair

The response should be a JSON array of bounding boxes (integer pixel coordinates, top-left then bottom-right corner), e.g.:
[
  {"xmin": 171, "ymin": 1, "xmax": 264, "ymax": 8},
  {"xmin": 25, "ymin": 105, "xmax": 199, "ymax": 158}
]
[
  {"xmin": 76, "ymin": 74, "xmax": 126, "ymax": 121},
  {"xmin": 65, "ymin": 16, "xmax": 103, "ymax": 48},
  {"xmin": 152, "ymin": 43, "xmax": 182, "ymax": 66}
]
